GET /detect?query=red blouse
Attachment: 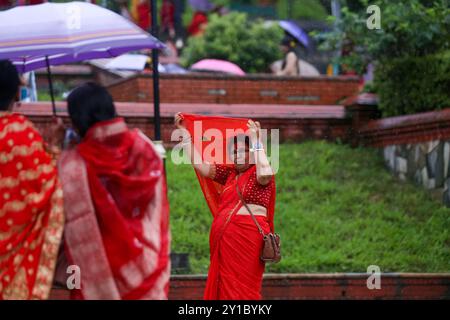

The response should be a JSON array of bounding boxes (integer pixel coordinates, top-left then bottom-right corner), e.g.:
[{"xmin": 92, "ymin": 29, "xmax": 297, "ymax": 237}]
[{"xmin": 212, "ymin": 164, "xmax": 274, "ymax": 209}]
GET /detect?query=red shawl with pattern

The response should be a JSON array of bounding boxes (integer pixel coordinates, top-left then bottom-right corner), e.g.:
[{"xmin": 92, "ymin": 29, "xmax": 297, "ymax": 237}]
[
  {"xmin": 58, "ymin": 118, "xmax": 170, "ymax": 300},
  {"xmin": 0, "ymin": 112, "xmax": 64, "ymax": 300}
]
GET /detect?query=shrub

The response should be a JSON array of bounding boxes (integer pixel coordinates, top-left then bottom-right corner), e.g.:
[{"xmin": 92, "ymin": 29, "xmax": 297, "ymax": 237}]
[
  {"xmin": 181, "ymin": 12, "xmax": 284, "ymax": 73},
  {"xmin": 374, "ymin": 52, "xmax": 450, "ymax": 116}
]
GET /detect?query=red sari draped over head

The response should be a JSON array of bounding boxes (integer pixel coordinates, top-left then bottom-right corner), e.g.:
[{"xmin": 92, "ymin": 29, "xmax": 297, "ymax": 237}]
[
  {"xmin": 187, "ymin": 11, "xmax": 208, "ymax": 36},
  {"xmin": 58, "ymin": 118, "xmax": 170, "ymax": 300},
  {"xmin": 180, "ymin": 113, "xmax": 276, "ymax": 300},
  {"xmin": 0, "ymin": 113, "xmax": 64, "ymax": 300}
]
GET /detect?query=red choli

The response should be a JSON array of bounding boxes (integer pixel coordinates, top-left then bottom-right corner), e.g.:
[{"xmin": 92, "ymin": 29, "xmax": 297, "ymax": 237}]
[{"xmin": 212, "ymin": 164, "xmax": 274, "ymax": 209}]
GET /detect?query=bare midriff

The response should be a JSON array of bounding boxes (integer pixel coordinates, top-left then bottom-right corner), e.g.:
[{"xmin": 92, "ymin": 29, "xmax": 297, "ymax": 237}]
[{"xmin": 236, "ymin": 204, "xmax": 267, "ymax": 217}]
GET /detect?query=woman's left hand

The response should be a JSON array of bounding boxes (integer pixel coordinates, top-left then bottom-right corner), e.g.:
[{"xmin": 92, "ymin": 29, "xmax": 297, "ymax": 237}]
[{"xmin": 247, "ymin": 119, "xmax": 261, "ymax": 141}]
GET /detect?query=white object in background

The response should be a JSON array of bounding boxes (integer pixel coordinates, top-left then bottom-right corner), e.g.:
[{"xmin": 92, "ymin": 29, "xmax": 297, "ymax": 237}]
[
  {"xmin": 105, "ymin": 54, "xmax": 149, "ymax": 71},
  {"xmin": 271, "ymin": 59, "xmax": 320, "ymax": 76},
  {"xmin": 153, "ymin": 141, "xmax": 167, "ymax": 159}
]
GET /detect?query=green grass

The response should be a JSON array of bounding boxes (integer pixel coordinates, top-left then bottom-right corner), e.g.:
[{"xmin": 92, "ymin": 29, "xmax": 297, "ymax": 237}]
[{"xmin": 166, "ymin": 141, "xmax": 450, "ymax": 274}]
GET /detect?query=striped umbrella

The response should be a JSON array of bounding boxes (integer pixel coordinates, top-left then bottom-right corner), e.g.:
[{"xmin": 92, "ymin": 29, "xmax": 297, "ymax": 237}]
[{"xmin": 0, "ymin": 1, "xmax": 164, "ymax": 114}]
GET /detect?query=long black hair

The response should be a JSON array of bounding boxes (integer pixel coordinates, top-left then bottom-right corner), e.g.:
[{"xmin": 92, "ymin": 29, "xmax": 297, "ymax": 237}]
[
  {"xmin": 67, "ymin": 82, "xmax": 117, "ymax": 137},
  {"xmin": 281, "ymin": 35, "xmax": 300, "ymax": 75},
  {"xmin": 0, "ymin": 60, "xmax": 21, "ymax": 111}
]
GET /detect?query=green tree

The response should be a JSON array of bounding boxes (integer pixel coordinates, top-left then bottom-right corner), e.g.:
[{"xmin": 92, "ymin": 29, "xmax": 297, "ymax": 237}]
[
  {"xmin": 276, "ymin": 0, "xmax": 328, "ymax": 21},
  {"xmin": 313, "ymin": 0, "xmax": 450, "ymax": 116},
  {"xmin": 181, "ymin": 12, "xmax": 283, "ymax": 73},
  {"xmin": 315, "ymin": 0, "xmax": 450, "ymax": 74}
]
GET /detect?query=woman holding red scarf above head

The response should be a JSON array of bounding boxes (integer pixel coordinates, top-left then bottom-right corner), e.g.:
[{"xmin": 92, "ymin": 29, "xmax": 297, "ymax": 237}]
[
  {"xmin": 58, "ymin": 83, "xmax": 170, "ymax": 300},
  {"xmin": 174, "ymin": 113, "xmax": 276, "ymax": 300}
]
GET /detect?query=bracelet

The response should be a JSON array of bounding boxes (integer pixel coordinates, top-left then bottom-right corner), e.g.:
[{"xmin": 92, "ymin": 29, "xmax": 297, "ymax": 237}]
[{"xmin": 251, "ymin": 141, "xmax": 264, "ymax": 152}]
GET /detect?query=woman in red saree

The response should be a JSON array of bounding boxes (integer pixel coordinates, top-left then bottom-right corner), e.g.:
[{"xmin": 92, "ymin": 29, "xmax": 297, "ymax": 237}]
[
  {"xmin": 58, "ymin": 83, "xmax": 170, "ymax": 299},
  {"xmin": 0, "ymin": 60, "xmax": 64, "ymax": 299},
  {"xmin": 174, "ymin": 113, "xmax": 276, "ymax": 300}
]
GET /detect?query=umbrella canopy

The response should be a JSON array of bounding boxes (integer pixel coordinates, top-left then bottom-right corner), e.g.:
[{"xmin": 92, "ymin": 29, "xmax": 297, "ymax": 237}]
[
  {"xmin": 0, "ymin": 1, "xmax": 165, "ymax": 73},
  {"xmin": 190, "ymin": 59, "xmax": 245, "ymax": 76},
  {"xmin": 279, "ymin": 20, "xmax": 309, "ymax": 48},
  {"xmin": 188, "ymin": 0, "xmax": 215, "ymax": 12}
]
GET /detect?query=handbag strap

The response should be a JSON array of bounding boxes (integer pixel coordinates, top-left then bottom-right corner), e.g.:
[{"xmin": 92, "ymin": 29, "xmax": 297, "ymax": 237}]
[{"xmin": 235, "ymin": 177, "xmax": 265, "ymax": 237}]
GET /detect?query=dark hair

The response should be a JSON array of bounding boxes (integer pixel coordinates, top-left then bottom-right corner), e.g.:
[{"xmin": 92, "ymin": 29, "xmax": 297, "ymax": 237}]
[
  {"xmin": 228, "ymin": 134, "xmax": 250, "ymax": 157},
  {"xmin": 281, "ymin": 34, "xmax": 297, "ymax": 49},
  {"xmin": 0, "ymin": 60, "xmax": 21, "ymax": 111},
  {"xmin": 67, "ymin": 82, "xmax": 117, "ymax": 137}
]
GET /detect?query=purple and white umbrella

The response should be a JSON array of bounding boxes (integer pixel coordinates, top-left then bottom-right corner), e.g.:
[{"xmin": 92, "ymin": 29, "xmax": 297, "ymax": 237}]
[
  {"xmin": 279, "ymin": 20, "xmax": 309, "ymax": 48},
  {"xmin": 188, "ymin": 0, "xmax": 215, "ymax": 12},
  {"xmin": 0, "ymin": 2, "xmax": 164, "ymax": 72},
  {"xmin": 0, "ymin": 2, "xmax": 164, "ymax": 114}
]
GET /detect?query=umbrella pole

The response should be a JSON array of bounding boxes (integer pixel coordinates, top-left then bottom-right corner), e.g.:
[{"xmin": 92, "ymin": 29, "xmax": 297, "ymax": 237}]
[
  {"xmin": 45, "ymin": 56, "xmax": 56, "ymax": 116},
  {"xmin": 150, "ymin": 1, "xmax": 167, "ymax": 174},
  {"xmin": 151, "ymin": 0, "xmax": 161, "ymax": 142}
]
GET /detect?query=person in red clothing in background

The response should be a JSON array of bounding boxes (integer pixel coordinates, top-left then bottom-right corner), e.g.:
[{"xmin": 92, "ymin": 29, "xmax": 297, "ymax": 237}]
[
  {"xmin": 187, "ymin": 10, "xmax": 208, "ymax": 36},
  {"xmin": 137, "ymin": 0, "xmax": 151, "ymax": 31},
  {"xmin": 16, "ymin": 0, "xmax": 45, "ymax": 5},
  {"xmin": 0, "ymin": 0, "xmax": 12, "ymax": 10},
  {"xmin": 160, "ymin": 0, "xmax": 175, "ymax": 39}
]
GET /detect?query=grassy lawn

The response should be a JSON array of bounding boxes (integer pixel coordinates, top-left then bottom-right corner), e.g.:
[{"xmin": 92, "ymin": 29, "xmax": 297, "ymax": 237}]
[{"xmin": 166, "ymin": 141, "xmax": 450, "ymax": 274}]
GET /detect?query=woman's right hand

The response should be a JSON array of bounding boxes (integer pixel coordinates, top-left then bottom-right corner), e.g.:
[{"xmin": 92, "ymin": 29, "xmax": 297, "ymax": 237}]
[{"xmin": 174, "ymin": 112, "xmax": 185, "ymax": 129}]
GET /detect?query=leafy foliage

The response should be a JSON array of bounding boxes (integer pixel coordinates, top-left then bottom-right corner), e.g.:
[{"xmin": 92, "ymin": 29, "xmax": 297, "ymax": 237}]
[
  {"xmin": 374, "ymin": 51, "xmax": 450, "ymax": 116},
  {"xmin": 315, "ymin": 0, "xmax": 450, "ymax": 74},
  {"xmin": 313, "ymin": 0, "xmax": 450, "ymax": 116},
  {"xmin": 181, "ymin": 12, "xmax": 284, "ymax": 73}
]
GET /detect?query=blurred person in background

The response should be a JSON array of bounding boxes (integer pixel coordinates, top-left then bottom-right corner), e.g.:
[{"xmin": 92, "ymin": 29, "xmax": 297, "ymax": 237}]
[
  {"xmin": 161, "ymin": 0, "xmax": 175, "ymax": 39},
  {"xmin": 276, "ymin": 35, "xmax": 300, "ymax": 76},
  {"xmin": 117, "ymin": 0, "xmax": 132, "ymax": 21},
  {"xmin": 187, "ymin": 10, "xmax": 208, "ymax": 37}
]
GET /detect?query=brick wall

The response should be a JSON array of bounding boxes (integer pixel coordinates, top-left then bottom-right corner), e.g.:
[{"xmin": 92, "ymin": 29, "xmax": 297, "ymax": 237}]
[
  {"xmin": 107, "ymin": 73, "xmax": 360, "ymax": 106},
  {"xmin": 49, "ymin": 273, "xmax": 450, "ymax": 300},
  {"xmin": 13, "ymin": 102, "xmax": 354, "ymax": 145}
]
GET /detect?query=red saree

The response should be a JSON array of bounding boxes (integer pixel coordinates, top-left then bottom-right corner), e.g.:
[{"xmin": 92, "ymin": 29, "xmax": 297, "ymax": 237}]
[
  {"xmin": 58, "ymin": 118, "xmax": 170, "ymax": 300},
  {"xmin": 0, "ymin": 112, "xmax": 64, "ymax": 300},
  {"xmin": 181, "ymin": 114, "xmax": 276, "ymax": 300}
]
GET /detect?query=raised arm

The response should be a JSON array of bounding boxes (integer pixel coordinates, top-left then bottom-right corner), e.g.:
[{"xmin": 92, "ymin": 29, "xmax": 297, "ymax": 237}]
[
  {"xmin": 247, "ymin": 120, "xmax": 274, "ymax": 185},
  {"xmin": 174, "ymin": 112, "xmax": 212, "ymax": 177}
]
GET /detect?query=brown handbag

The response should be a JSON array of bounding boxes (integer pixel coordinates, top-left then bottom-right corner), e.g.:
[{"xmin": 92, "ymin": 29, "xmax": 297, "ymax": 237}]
[{"xmin": 236, "ymin": 182, "xmax": 281, "ymax": 263}]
